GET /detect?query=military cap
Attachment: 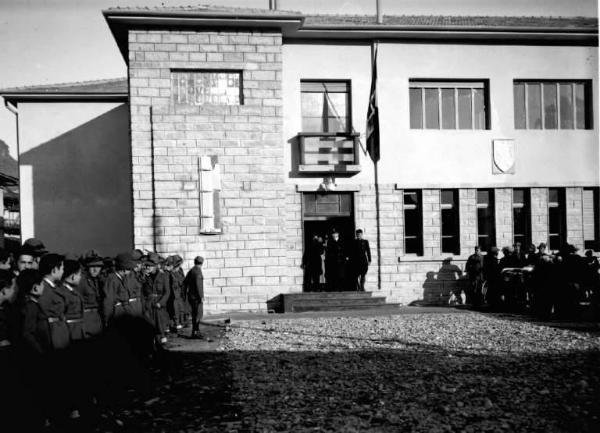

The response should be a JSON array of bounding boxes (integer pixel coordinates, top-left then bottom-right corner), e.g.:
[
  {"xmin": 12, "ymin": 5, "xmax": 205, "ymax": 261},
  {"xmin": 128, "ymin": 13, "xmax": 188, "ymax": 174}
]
[
  {"xmin": 144, "ymin": 252, "xmax": 162, "ymax": 265},
  {"xmin": 82, "ymin": 249, "xmax": 104, "ymax": 267},
  {"xmin": 172, "ymin": 254, "xmax": 183, "ymax": 267},
  {"xmin": 22, "ymin": 238, "xmax": 48, "ymax": 257},
  {"xmin": 115, "ymin": 252, "xmax": 135, "ymax": 271},
  {"xmin": 131, "ymin": 249, "xmax": 145, "ymax": 262}
]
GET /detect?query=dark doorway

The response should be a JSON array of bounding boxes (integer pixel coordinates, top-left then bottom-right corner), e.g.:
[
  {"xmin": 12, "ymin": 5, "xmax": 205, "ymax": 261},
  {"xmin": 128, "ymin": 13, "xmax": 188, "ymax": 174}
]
[{"xmin": 302, "ymin": 192, "xmax": 355, "ymax": 292}]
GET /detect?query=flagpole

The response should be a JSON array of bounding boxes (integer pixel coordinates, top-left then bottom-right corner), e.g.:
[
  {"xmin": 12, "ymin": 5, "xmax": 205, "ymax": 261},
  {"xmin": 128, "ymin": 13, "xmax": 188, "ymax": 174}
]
[{"xmin": 371, "ymin": 40, "xmax": 382, "ymax": 291}]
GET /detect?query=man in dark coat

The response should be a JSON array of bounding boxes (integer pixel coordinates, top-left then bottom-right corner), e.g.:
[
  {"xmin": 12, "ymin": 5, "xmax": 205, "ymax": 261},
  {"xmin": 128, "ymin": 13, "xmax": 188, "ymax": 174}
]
[
  {"xmin": 183, "ymin": 256, "xmax": 204, "ymax": 339},
  {"xmin": 302, "ymin": 235, "xmax": 324, "ymax": 292},
  {"xmin": 350, "ymin": 229, "xmax": 371, "ymax": 291},
  {"xmin": 142, "ymin": 253, "xmax": 171, "ymax": 344},
  {"xmin": 101, "ymin": 253, "xmax": 134, "ymax": 326},
  {"xmin": 325, "ymin": 229, "xmax": 347, "ymax": 292},
  {"xmin": 465, "ymin": 246, "xmax": 484, "ymax": 306},
  {"xmin": 76, "ymin": 251, "xmax": 104, "ymax": 338},
  {"xmin": 167, "ymin": 255, "xmax": 186, "ymax": 331}
]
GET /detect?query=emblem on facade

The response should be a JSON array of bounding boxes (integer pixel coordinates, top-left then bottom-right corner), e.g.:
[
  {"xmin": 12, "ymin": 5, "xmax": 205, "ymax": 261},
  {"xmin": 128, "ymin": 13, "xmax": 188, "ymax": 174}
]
[{"xmin": 492, "ymin": 139, "xmax": 516, "ymax": 174}]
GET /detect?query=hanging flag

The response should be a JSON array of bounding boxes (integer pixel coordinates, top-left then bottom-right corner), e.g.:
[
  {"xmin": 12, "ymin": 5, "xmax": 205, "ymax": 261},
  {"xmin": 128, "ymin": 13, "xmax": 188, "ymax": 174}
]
[{"xmin": 366, "ymin": 42, "xmax": 380, "ymax": 163}]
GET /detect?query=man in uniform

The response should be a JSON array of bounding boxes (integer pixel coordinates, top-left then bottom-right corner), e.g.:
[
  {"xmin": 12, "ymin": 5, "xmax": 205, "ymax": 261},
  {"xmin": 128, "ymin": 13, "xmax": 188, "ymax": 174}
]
[
  {"xmin": 184, "ymin": 256, "xmax": 205, "ymax": 339},
  {"xmin": 142, "ymin": 253, "xmax": 171, "ymax": 344},
  {"xmin": 123, "ymin": 250, "xmax": 144, "ymax": 318},
  {"xmin": 101, "ymin": 253, "xmax": 134, "ymax": 326},
  {"xmin": 350, "ymin": 229, "xmax": 371, "ymax": 291},
  {"xmin": 465, "ymin": 246, "xmax": 484, "ymax": 306},
  {"xmin": 325, "ymin": 228, "xmax": 347, "ymax": 291},
  {"xmin": 38, "ymin": 253, "xmax": 70, "ymax": 350},
  {"xmin": 302, "ymin": 235, "xmax": 324, "ymax": 292},
  {"xmin": 167, "ymin": 255, "xmax": 186, "ymax": 332},
  {"xmin": 77, "ymin": 251, "xmax": 104, "ymax": 338}
]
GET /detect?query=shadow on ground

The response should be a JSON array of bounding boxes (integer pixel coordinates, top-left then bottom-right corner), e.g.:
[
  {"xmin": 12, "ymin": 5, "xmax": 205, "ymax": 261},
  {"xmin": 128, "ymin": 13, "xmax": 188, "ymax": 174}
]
[{"xmin": 103, "ymin": 343, "xmax": 600, "ymax": 432}]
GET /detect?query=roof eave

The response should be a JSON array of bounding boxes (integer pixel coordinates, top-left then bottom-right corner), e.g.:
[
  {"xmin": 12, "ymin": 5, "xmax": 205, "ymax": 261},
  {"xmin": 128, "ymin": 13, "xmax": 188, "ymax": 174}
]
[
  {"xmin": 102, "ymin": 11, "xmax": 305, "ymax": 62},
  {"xmin": 289, "ymin": 27, "xmax": 598, "ymax": 45},
  {"xmin": 1, "ymin": 93, "xmax": 128, "ymax": 105}
]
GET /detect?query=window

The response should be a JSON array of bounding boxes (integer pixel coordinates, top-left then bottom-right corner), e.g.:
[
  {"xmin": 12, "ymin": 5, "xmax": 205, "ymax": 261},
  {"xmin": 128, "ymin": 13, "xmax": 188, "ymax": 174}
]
[
  {"xmin": 513, "ymin": 81, "xmax": 592, "ymax": 129},
  {"xmin": 404, "ymin": 190, "xmax": 423, "ymax": 255},
  {"xmin": 513, "ymin": 189, "xmax": 531, "ymax": 248},
  {"xmin": 409, "ymin": 81, "xmax": 488, "ymax": 129},
  {"xmin": 301, "ymin": 81, "xmax": 350, "ymax": 133},
  {"xmin": 171, "ymin": 70, "xmax": 242, "ymax": 105},
  {"xmin": 477, "ymin": 189, "xmax": 496, "ymax": 252},
  {"xmin": 441, "ymin": 189, "xmax": 460, "ymax": 255},
  {"xmin": 583, "ymin": 187, "xmax": 599, "ymax": 251},
  {"xmin": 548, "ymin": 188, "xmax": 566, "ymax": 250}
]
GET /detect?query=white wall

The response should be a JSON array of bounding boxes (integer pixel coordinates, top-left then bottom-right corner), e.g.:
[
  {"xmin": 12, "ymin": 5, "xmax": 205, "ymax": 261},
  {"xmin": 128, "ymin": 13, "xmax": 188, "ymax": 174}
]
[{"xmin": 283, "ymin": 42, "xmax": 599, "ymax": 188}]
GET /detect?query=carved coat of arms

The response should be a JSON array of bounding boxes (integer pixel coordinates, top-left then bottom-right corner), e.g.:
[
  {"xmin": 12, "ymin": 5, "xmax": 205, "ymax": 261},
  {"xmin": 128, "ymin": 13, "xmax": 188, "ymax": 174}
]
[{"xmin": 492, "ymin": 139, "xmax": 516, "ymax": 174}]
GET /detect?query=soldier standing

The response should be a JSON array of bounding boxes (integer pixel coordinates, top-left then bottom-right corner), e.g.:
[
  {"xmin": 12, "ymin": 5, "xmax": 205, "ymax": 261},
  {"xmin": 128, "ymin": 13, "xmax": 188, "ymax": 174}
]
[
  {"xmin": 123, "ymin": 250, "xmax": 144, "ymax": 318},
  {"xmin": 142, "ymin": 253, "xmax": 171, "ymax": 344},
  {"xmin": 168, "ymin": 255, "xmax": 186, "ymax": 332},
  {"xmin": 465, "ymin": 246, "xmax": 484, "ymax": 306},
  {"xmin": 77, "ymin": 251, "xmax": 104, "ymax": 338},
  {"xmin": 183, "ymin": 256, "xmax": 205, "ymax": 339},
  {"xmin": 101, "ymin": 253, "xmax": 134, "ymax": 326},
  {"xmin": 38, "ymin": 254, "xmax": 70, "ymax": 350},
  {"xmin": 302, "ymin": 235, "xmax": 324, "ymax": 292},
  {"xmin": 325, "ymin": 228, "xmax": 347, "ymax": 292},
  {"xmin": 350, "ymin": 229, "xmax": 371, "ymax": 292}
]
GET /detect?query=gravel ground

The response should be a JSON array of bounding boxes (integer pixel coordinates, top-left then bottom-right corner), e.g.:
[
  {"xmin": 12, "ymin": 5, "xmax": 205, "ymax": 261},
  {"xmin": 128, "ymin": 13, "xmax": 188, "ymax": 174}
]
[
  {"xmin": 100, "ymin": 311, "xmax": 600, "ymax": 433},
  {"xmin": 221, "ymin": 312, "xmax": 600, "ymax": 432}
]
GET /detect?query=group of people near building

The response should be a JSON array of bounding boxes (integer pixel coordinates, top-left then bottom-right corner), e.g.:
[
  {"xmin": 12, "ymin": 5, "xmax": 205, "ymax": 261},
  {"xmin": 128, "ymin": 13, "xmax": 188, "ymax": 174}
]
[
  {"xmin": 464, "ymin": 242, "xmax": 600, "ymax": 318},
  {"xmin": 0, "ymin": 238, "xmax": 206, "ymax": 431},
  {"xmin": 302, "ymin": 228, "xmax": 372, "ymax": 292}
]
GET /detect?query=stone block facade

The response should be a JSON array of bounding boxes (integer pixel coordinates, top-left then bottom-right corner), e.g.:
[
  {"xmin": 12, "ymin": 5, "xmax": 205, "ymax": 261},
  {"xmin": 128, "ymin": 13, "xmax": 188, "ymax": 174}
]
[{"xmin": 128, "ymin": 29, "xmax": 288, "ymax": 314}]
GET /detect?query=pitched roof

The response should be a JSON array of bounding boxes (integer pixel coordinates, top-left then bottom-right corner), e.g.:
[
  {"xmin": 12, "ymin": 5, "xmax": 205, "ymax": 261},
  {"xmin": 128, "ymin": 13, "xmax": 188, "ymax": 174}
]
[
  {"xmin": 105, "ymin": 4, "xmax": 301, "ymax": 17},
  {"xmin": 1, "ymin": 78, "xmax": 128, "ymax": 95}
]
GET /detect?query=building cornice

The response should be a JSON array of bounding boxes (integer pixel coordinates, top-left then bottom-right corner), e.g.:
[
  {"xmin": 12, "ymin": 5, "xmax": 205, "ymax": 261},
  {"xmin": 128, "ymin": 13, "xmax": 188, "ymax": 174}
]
[{"xmin": 1, "ymin": 93, "xmax": 128, "ymax": 105}]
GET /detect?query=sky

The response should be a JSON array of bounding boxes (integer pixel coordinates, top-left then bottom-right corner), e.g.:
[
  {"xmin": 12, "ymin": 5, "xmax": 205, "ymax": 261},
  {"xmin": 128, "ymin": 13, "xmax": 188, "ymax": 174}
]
[{"xmin": 0, "ymin": 0, "xmax": 597, "ymax": 158}]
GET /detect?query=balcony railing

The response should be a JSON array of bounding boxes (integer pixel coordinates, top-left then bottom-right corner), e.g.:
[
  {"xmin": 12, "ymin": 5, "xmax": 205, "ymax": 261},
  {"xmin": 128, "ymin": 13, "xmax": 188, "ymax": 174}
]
[{"xmin": 298, "ymin": 132, "xmax": 361, "ymax": 174}]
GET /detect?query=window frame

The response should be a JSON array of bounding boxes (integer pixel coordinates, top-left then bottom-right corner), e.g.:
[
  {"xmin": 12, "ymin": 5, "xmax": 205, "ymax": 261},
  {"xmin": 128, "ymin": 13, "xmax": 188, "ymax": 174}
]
[
  {"xmin": 476, "ymin": 189, "xmax": 496, "ymax": 252},
  {"xmin": 583, "ymin": 187, "xmax": 600, "ymax": 251},
  {"xmin": 171, "ymin": 69, "xmax": 243, "ymax": 106},
  {"xmin": 512, "ymin": 188, "xmax": 532, "ymax": 248},
  {"xmin": 548, "ymin": 187, "xmax": 567, "ymax": 251},
  {"xmin": 513, "ymin": 80, "xmax": 593, "ymax": 130},
  {"xmin": 440, "ymin": 189, "xmax": 460, "ymax": 255},
  {"xmin": 300, "ymin": 79, "xmax": 352, "ymax": 134},
  {"xmin": 409, "ymin": 80, "xmax": 490, "ymax": 130},
  {"xmin": 403, "ymin": 190, "xmax": 424, "ymax": 256}
]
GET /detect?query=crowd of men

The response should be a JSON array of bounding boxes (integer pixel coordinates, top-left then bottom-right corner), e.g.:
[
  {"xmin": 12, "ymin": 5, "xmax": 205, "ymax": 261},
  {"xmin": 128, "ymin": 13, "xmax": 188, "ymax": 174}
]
[
  {"xmin": 302, "ymin": 228, "xmax": 372, "ymax": 292},
  {"xmin": 464, "ymin": 241, "xmax": 600, "ymax": 318},
  {"xmin": 0, "ymin": 238, "xmax": 206, "ymax": 431}
]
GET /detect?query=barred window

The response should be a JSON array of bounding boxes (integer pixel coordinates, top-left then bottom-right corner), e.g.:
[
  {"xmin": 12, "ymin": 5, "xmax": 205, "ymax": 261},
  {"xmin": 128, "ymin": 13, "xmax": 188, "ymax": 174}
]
[
  {"xmin": 441, "ymin": 189, "xmax": 460, "ymax": 255},
  {"xmin": 404, "ymin": 190, "xmax": 423, "ymax": 255},
  {"xmin": 513, "ymin": 80, "xmax": 592, "ymax": 129},
  {"xmin": 171, "ymin": 70, "xmax": 242, "ymax": 105},
  {"xmin": 409, "ymin": 81, "xmax": 488, "ymax": 130}
]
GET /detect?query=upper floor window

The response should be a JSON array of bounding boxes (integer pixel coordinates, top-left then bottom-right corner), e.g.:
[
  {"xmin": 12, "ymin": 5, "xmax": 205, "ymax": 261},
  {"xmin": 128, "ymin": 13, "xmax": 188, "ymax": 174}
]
[
  {"xmin": 513, "ymin": 80, "xmax": 592, "ymax": 130},
  {"xmin": 409, "ymin": 80, "xmax": 488, "ymax": 130},
  {"xmin": 301, "ymin": 81, "xmax": 351, "ymax": 133},
  {"xmin": 171, "ymin": 70, "xmax": 242, "ymax": 105}
]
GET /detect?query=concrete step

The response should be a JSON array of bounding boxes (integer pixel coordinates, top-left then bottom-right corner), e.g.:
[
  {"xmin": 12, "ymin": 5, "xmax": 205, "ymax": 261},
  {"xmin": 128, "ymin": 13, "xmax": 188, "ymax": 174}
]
[
  {"xmin": 284, "ymin": 291, "xmax": 374, "ymax": 299},
  {"xmin": 293, "ymin": 303, "xmax": 401, "ymax": 313}
]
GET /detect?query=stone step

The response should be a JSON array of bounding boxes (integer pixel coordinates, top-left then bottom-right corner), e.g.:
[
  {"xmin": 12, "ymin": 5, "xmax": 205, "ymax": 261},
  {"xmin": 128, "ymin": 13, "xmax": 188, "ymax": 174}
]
[
  {"xmin": 293, "ymin": 297, "xmax": 387, "ymax": 307},
  {"xmin": 293, "ymin": 303, "xmax": 401, "ymax": 313}
]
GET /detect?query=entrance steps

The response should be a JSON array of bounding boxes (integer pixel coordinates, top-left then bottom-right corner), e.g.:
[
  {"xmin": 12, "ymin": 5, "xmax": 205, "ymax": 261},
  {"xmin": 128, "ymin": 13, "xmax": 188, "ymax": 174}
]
[{"xmin": 269, "ymin": 291, "xmax": 400, "ymax": 313}]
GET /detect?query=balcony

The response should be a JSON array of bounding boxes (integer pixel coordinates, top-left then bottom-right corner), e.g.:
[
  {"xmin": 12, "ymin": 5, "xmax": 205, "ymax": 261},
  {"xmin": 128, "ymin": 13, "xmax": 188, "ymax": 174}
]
[{"xmin": 297, "ymin": 132, "xmax": 361, "ymax": 174}]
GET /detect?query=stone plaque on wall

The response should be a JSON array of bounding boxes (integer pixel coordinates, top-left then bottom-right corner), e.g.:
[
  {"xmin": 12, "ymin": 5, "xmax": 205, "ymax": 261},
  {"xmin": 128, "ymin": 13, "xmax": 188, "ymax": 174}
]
[{"xmin": 492, "ymin": 139, "xmax": 516, "ymax": 174}]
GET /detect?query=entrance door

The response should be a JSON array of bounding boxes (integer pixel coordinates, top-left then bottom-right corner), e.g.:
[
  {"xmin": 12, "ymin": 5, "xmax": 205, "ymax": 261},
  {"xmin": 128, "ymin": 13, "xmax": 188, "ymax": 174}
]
[{"xmin": 302, "ymin": 192, "xmax": 355, "ymax": 291}]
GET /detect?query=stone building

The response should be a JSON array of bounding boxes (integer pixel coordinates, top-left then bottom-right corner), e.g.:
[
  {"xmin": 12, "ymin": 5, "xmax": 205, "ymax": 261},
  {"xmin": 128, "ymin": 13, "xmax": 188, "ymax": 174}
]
[{"xmin": 2, "ymin": 6, "xmax": 598, "ymax": 313}]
